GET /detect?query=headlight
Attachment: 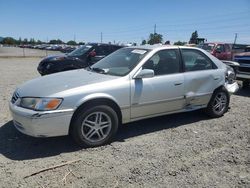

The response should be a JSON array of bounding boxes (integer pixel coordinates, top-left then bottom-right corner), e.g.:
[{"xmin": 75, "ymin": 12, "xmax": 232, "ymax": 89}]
[{"xmin": 19, "ymin": 97, "xmax": 62, "ymax": 111}]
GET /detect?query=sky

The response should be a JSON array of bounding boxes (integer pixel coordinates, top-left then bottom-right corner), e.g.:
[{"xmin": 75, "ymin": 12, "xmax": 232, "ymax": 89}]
[{"xmin": 0, "ymin": 0, "xmax": 250, "ymax": 44}]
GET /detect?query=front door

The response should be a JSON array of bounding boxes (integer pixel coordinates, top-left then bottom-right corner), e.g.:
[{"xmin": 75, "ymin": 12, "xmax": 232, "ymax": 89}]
[{"xmin": 130, "ymin": 49, "xmax": 185, "ymax": 119}]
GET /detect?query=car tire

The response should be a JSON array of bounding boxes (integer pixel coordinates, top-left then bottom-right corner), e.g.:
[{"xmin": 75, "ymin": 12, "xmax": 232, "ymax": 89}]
[
  {"xmin": 242, "ymin": 81, "xmax": 249, "ymax": 89},
  {"xmin": 205, "ymin": 87, "xmax": 230, "ymax": 118},
  {"xmin": 71, "ymin": 105, "xmax": 119, "ymax": 147}
]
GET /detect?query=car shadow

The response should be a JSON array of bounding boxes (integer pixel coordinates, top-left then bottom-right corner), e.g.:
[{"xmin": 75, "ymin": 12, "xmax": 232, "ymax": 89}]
[
  {"xmin": 234, "ymin": 87, "xmax": 250, "ymax": 97},
  {"xmin": 0, "ymin": 111, "xmax": 209, "ymax": 161}
]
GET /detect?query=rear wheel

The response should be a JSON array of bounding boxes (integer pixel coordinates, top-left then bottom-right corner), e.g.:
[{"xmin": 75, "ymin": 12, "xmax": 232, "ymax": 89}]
[
  {"xmin": 205, "ymin": 88, "xmax": 229, "ymax": 118},
  {"xmin": 71, "ymin": 105, "xmax": 119, "ymax": 147}
]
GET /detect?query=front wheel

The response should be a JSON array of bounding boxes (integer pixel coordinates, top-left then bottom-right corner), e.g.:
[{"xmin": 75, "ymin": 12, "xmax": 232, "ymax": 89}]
[
  {"xmin": 70, "ymin": 105, "xmax": 119, "ymax": 147},
  {"xmin": 205, "ymin": 88, "xmax": 230, "ymax": 118}
]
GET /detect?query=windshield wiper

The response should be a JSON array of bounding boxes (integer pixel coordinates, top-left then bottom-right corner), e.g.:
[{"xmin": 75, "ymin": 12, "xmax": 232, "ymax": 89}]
[{"xmin": 88, "ymin": 67, "xmax": 107, "ymax": 74}]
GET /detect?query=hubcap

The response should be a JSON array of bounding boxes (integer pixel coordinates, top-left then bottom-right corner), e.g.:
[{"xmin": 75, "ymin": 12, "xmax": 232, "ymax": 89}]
[
  {"xmin": 81, "ymin": 112, "xmax": 112, "ymax": 142},
  {"xmin": 213, "ymin": 92, "xmax": 227, "ymax": 114}
]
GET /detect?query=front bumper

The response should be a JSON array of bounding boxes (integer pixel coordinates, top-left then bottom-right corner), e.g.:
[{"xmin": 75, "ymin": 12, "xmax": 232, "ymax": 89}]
[
  {"xmin": 224, "ymin": 81, "xmax": 239, "ymax": 94},
  {"xmin": 9, "ymin": 102, "xmax": 74, "ymax": 137}
]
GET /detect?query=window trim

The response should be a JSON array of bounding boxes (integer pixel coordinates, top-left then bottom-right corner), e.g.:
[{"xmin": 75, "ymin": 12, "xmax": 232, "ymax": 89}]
[{"xmin": 180, "ymin": 49, "xmax": 218, "ymax": 72}]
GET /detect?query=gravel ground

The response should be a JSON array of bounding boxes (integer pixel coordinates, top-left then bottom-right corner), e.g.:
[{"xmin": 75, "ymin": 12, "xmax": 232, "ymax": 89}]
[{"xmin": 0, "ymin": 52, "xmax": 249, "ymax": 187}]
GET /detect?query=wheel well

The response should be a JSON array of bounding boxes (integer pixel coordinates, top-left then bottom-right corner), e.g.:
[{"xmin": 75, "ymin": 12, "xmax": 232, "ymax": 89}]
[
  {"xmin": 69, "ymin": 98, "xmax": 122, "ymax": 134},
  {"xmin": 211, "ymin": 85, "xmax": 230, "ymax": 102}
]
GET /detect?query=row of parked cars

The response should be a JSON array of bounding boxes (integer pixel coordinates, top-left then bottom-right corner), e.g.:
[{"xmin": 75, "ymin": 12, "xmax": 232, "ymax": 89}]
[
  {"xmin": 198, "ymin": 43, "xmax": 250, "ymax": 88},
  {"xmin": 19, "ymin": 44, "xmax": 77, "ymax": 53},
  {"xmin": 10, "ymin": 43, "xmax": 240, "ymax": 147}
]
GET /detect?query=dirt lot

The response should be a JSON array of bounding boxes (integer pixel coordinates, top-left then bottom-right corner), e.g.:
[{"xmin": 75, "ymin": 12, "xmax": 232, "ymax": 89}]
[{"xmin": 0, "ymin": 50, "xmax": 249, "ymax": 187}]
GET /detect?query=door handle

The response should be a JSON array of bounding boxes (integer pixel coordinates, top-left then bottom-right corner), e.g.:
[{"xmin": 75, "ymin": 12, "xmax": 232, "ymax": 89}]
[
  {"xmin": 214, "ymin": 77, "xmax": 220, "ymax": 80},
  {"xmin": 174, "ymin": 82, "xmax": 183, "ymax": 86}
]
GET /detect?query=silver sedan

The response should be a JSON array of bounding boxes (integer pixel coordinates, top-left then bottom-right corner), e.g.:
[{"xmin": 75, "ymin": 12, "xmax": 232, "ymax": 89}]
[{"xmin": 9, "ymin": 45, "xmax": 239, "ymax": 147}]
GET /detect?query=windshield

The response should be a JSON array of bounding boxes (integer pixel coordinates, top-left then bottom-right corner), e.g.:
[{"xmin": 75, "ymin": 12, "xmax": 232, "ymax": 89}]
[
  {"xmin": 90, "ymin": 48, "xmax": 149, "ymax": 76},
  {"xmin": 68, "ymin": 45, "xmax": 93, "ymax": 57},
  {"xmin": 200, "ymin": 43, "xmax": 215, "ymax": 52}
]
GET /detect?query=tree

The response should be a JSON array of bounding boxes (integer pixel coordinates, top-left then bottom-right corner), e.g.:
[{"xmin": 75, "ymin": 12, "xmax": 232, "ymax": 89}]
[
  {"xmin": 37, "ymin": 40, "xmax": 42, "ymax": 44},
  {"xmin": 174, "ymin": 41, "xmax": 187, "ymax": 46},
  {"xmin": 49, "ymin": 39, "xmax": 63, "ymax": 44},
  {"xmin": 147, "ymin": 33, "xmax": 163, "ymax": 45},
  {"xmin": 2, "ymin": 37, "xmax": 16, "ymax": 45},
  {"xmin": 29, "ymin": 38, "xmax": 36, "ymax": 45},
  {"xmin": 67, "ymin": 40, "xmax": 77, "ymax": 45},
  {"xmin": 141, "ymin": 39, "xmax": 147, "ymax": 45},
  {"xmin": 189, "ymin": 30, "xmax": 198, "ymax": 44},
  {"xmin": 23, "ymin": 38, "xmax": 28, "ymax": 44}
]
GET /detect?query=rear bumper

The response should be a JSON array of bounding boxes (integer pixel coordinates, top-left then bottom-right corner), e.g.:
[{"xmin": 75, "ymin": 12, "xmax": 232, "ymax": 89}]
[
  {"xmin": 224, "ymin": 81, "xmax": 239, "ymax": 94},
  {"xmin": 9, "ymin": 102, "xmax": 74, "ymax": 137}
]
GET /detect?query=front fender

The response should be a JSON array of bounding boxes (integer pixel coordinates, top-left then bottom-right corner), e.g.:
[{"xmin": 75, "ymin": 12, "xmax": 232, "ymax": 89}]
[{"xmin": 75, "ymin": 93, "xmax": 119, "ymax": 108}]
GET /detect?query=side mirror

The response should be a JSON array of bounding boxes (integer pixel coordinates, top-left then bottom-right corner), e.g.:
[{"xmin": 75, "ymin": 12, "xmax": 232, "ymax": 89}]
[{"xmin": 134, "ymin": 69, "xmax": 154, "ymax": 79}]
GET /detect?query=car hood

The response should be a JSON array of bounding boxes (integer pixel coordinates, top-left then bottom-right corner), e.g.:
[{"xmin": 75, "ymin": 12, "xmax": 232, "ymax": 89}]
[
  {"xmin": 42, "ymin": 54, "xmax": 82, "ymax": 63},
  {"xmin": 17, "ymin": 69, "xmax": 119, "ymax": 97}
]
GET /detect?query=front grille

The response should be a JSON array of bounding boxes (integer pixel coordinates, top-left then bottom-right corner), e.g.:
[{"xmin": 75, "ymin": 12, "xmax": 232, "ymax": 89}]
[
  {"xmin": 11, "ymin": 91, "xmax": 20, "ymax": 104},
  {"xmin": 236, "ymin": 59, "xmax": 250, "ymax": 64}
]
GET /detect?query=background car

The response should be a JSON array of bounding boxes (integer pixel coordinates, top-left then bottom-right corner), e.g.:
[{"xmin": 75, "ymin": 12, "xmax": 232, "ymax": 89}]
[
  {"xmin": 233, "ymin": 46, "xmax": 250, "ymax": 88},
  {"xmin": 198, "ymin": 42, "xmax": 233, "ymax": 60},
  {"xmin": 37, "ymin": 43, "xmax": 123, "ymax": 75},
  {"xmin": 10, "ymin": 45, "xmax": 238, "ymax": 147}
]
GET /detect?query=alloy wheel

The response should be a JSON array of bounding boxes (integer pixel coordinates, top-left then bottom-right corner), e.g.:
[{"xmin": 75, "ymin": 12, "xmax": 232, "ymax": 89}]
[{"xmin": 81, "ymin": 112, "xmax": 112, "ymax": 142}]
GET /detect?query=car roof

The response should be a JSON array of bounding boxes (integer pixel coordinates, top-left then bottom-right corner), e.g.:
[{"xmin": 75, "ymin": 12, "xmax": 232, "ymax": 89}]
[
  {"xmin": 126, "ymin": 44, "xmax": 200, "ymax": 51},
  {"xmin": 87, "ymin": 43, "xmax": 123, "ymax": 47}
]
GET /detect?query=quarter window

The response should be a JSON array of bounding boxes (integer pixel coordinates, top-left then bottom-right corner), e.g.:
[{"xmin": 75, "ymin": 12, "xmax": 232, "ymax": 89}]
[
  {"xmin": 143, "ymin": 49, "xmax": 180, "ymax": 76},
  {"xmin": 181, "ymin": 49, "xmax": 214, "ymax": 72}
]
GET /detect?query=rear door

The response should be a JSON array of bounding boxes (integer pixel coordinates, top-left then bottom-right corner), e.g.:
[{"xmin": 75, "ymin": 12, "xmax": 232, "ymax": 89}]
[{"xmin": 181, "ymin": 48, "xmax": 223, "ymax": 107}]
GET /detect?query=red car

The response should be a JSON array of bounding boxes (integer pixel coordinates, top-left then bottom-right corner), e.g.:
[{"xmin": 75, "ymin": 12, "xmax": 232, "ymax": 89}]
[{"xmin": 199, "ymin": 42, "xmax": 233, "ymax": 60}]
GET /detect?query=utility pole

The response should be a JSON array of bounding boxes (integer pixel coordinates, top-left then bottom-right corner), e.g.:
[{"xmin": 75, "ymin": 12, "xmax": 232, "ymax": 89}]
[
  {"xmin": 46, "ymin": 36, "xmax": 48, "ymax": 56},
  {"xmin": 101, "ymin": 32, "xmax": 103, "ymax": 43},
  {"xmin": 154, "ymin": 24, "xmax": 156, "ymax": 34},
  {"xmin": 233, "ymin": 33, "xmax": 238, "ymax": 49},
  {"xmin": 74, "ymin": 34, "xmax": 76, "ymax": 43},
  {"xmin": 233, "ymin": 33, "xmax": 238, "ymax": 45}
]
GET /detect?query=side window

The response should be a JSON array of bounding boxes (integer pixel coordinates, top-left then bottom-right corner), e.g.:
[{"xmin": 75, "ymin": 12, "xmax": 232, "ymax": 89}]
[
  {"xmin": 181, "ymin": 49, "xmax": 214, "ymax": 72},
  {"xmin": 94, "ymin": 46, "xmax": 109, "ymax": 56},
  {"xmin": 143, "ymin": 49, "xmax": 180, "ymax": 76},
  {"xmin": 215, "ymin": 44, "xmax": 225, "ymax": 53},
  {"xmin": 225, "ymin": 44, "xmax": 231, "ymax": 52}
]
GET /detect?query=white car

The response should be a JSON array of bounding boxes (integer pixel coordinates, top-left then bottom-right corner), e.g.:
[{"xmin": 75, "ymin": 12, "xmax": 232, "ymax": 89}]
[{"xmin": 9, "ymin": 45, "xmax": 239, "ymax": 147}]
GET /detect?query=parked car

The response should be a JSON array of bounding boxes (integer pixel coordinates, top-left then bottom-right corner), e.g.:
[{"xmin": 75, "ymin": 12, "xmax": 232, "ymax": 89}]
[
  {"xmin": 10, "ymin": 45, "xmax": 239, "ymax": 147},
  {"xmin": 60, "ymin": 46, "xmax": 77, "ymax": 53},
  {"xmin": 37, "ymin": 43, "xmax": 123, "ymax": 75},
  {"xmin": 233, "ymin": 46, "xmax": 250, "ymax": 88},
  {"xmin": 198, "ymin": 42, "xmax": 233, "ymax": 60}
]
